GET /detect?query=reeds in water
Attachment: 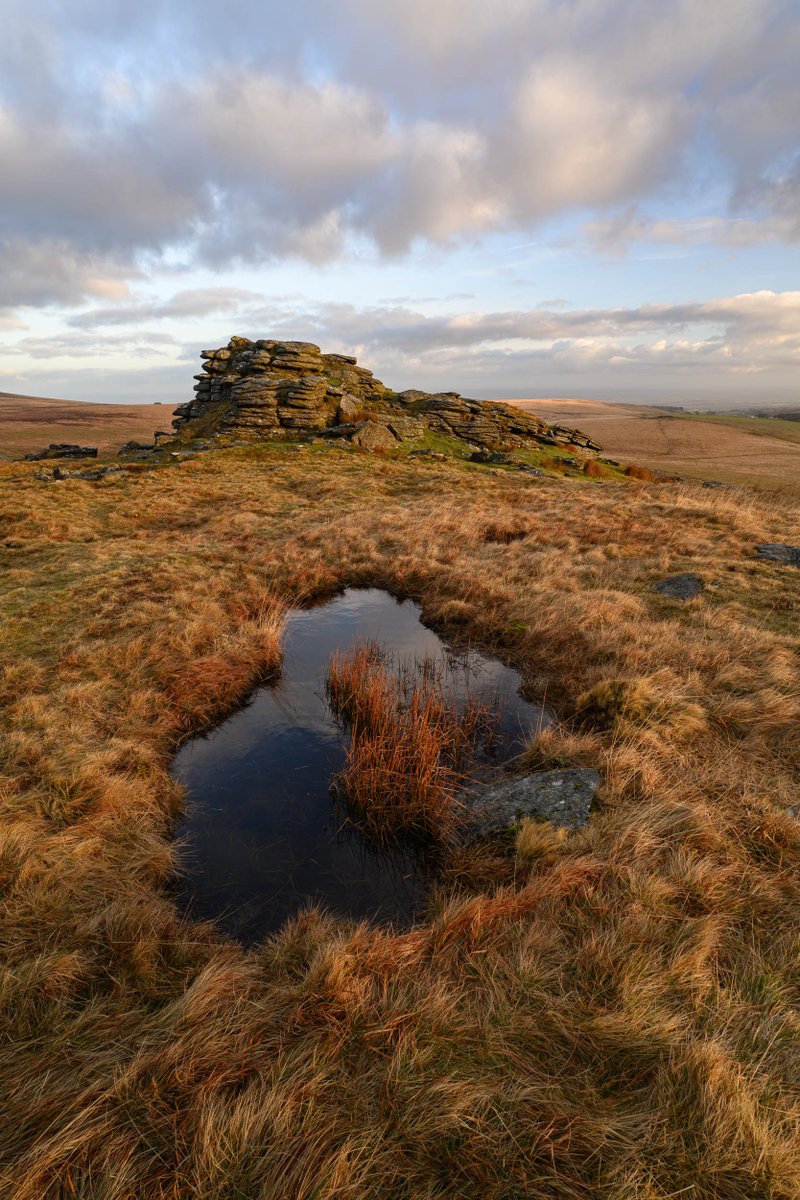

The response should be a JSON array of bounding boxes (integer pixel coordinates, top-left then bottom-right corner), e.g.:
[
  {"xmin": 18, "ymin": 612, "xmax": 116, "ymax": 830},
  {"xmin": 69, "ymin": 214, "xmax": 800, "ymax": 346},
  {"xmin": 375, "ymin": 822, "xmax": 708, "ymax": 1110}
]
[{"xmin": 326, "ymin": 640, "xmax": 491, "ymax": 844}]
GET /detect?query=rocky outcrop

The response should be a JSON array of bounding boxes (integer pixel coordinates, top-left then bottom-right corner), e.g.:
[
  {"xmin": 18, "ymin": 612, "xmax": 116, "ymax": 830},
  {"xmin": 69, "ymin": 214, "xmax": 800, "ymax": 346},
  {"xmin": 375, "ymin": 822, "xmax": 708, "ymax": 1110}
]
[
  {"xmin": 171, "ymin": 336, "xmax": 602, "ymax": 454},
  {"xmin": 24, "ymin": 443, "xmax": 98, "ymax": 461}
]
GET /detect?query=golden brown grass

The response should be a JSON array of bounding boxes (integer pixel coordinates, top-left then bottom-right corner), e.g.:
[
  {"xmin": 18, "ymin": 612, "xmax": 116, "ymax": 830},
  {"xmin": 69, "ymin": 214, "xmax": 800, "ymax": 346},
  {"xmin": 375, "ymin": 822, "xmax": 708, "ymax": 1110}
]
[{"xmin": 0, "ymin": 443, "xmax": 799, "ymax": 1198}]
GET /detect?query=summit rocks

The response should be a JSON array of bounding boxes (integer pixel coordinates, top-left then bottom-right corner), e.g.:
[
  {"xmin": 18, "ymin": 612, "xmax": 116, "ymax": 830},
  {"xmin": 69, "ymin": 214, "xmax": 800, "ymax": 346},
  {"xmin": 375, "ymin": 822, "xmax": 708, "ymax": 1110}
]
[{"xmin": 171, "ymin": 337, "xmax": 601, "ymax": 455}]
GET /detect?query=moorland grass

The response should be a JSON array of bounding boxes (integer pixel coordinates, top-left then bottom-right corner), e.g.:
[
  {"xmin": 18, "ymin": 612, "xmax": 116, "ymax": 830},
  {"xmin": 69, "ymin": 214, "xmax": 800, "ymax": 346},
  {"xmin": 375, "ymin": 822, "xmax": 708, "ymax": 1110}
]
[{"xmin": 0, "ymin": 443, "xmax": 799, "ymax": 1198}]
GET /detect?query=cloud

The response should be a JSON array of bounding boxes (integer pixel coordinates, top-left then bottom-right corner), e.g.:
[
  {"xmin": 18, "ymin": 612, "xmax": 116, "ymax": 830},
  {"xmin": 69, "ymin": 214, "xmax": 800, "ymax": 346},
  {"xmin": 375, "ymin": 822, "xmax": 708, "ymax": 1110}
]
[
  {"xmin": 251, "ymin": 289, "xmax": 798, "ymax": 353},
  {"xmin": 230, "ymin": 288, "xmax": 800, "ymax": 400},
  {"xmin": 4, "ymin": 288, "xmax": 798, "ymax": 404},
  {"xmin": 68, "ymin": 287, "xmax": 264, "ymax": 327},
  {"xmin": 0, "ymin": 240, "xmax": 135, "ymax": 311},
  {"xmin": 0, "ymin": 0, "xmax": 797, "ymax": 309},
  {"xmin": 5, "ymin": 330, "xmax": 176, "ymax": 358}
]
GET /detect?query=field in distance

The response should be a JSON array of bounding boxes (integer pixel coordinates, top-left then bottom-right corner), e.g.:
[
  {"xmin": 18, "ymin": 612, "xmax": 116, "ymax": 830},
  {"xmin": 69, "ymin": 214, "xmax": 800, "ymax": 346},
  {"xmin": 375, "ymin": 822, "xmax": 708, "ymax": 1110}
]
[
  {"xmin": 507, "ymin": 397, "xmax": 800, "ymax": 494},
  {"xmin": 4, "ymin": 389, "xmax": 800, "ymax": 495},
  {"xmin": 0, "ymin": 391, "xmax": 169, "ymax": 460}
]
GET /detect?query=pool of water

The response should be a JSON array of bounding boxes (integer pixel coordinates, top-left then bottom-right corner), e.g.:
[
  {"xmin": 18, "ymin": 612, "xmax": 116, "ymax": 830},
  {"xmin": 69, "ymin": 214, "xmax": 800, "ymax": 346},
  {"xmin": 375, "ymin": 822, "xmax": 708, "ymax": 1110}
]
[{"xmin": 172, "ymin": 588, "xmax": 550, "ymax": 944}]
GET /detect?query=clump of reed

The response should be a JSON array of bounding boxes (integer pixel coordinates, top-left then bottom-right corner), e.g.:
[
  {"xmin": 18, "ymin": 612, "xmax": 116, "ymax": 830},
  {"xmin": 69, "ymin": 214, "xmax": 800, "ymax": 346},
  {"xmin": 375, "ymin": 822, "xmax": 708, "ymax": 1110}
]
[
  {"xmin": 326, "ymin": 641, "xmax": 490, "ymax": 844},
  {"xmin": 624, "ymin": 462, "xmax": 657, "ymax": 481}
]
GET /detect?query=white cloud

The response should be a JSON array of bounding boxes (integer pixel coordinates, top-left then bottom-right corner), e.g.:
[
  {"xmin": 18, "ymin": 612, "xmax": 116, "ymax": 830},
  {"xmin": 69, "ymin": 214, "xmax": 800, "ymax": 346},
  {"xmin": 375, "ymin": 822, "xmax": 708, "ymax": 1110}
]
[
  {"xmin": 0, "ymin": 240, "xmax": 135, "ymax": 311},
  {"xmin": 0, "ymin": 0, "xmax": 797, "ymax": 310},
  {"xmin": 67, "ymin": 287, "xmax": 264, "ymax": 327},
  {"xmin": 5, "ymin": 288, "xmax": 799, "ymax": 404}
]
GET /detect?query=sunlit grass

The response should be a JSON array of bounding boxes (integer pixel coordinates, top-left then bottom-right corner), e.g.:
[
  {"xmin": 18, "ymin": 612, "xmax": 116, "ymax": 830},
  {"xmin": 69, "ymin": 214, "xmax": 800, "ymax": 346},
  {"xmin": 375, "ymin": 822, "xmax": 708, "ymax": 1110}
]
[{"xmin": 0, "ymin": 444, "xmax": 798, "ymax": 1197}]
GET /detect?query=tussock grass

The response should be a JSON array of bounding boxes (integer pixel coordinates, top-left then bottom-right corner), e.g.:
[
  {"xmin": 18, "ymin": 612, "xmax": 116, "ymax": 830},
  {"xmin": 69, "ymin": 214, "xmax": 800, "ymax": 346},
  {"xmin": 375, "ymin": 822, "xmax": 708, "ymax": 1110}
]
[
  {"xmin": 326, "ymin": 641, "xmax": 489, "ymax": 843},
  {"xmin": 0, "ymin": 446, "xmax": 798, "ymax": 1197}
]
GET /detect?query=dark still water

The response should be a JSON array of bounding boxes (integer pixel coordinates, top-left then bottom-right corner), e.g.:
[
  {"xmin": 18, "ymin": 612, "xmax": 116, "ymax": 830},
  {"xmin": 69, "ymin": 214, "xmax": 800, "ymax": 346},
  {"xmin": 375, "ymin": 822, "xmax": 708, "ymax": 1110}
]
[{"xmin": 171, "ymin": 588, "xmax": 549, "ymax": 944}]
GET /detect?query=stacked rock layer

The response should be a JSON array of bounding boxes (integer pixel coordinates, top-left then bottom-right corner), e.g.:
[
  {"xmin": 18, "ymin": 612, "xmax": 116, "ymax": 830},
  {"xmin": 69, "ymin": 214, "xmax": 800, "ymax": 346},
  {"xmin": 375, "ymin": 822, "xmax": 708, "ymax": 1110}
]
[{"xmin": 172, "ymin": 336, "xmax": 601, "ymax": 453}]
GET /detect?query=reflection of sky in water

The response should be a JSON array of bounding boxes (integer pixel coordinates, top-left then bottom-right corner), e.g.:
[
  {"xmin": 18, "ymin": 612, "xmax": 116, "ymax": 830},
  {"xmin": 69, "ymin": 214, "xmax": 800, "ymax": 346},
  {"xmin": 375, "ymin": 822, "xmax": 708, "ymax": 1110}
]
[{"xmin": 172, "ymin": 588, "xmax": 550, "ymax": 945}]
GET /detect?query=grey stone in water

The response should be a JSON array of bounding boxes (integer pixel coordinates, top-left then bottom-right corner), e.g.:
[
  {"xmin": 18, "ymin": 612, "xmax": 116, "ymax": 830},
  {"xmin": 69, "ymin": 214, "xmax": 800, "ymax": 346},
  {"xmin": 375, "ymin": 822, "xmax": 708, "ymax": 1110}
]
[
  {"xmin": 655, "ymin": 573, "xmax": 703, "ymax": 600},
  {"xmin": 756, "ymin": 544, "xmax": 800, "ymax": 568},
  {"xmin": 463, "ymin": 768, "xmax": 601, "ymax": 835}
]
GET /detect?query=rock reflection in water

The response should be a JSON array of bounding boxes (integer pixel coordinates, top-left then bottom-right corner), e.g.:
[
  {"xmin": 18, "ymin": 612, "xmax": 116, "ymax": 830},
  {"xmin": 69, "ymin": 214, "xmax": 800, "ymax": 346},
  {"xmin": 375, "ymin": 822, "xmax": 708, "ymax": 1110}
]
[{"xmin": 171, "ymin": 588, "xmax": 550, "ymax": 944}]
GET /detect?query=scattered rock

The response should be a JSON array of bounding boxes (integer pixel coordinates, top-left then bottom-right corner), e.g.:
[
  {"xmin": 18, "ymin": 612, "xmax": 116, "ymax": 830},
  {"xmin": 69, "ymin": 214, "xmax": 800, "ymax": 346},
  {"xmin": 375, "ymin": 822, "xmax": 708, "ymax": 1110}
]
[
  {"xmin": 702, "ymin": 480, "xmax": 737, "ymax": 490},
  {"xmin": 118, "ymin": 440, "xmax": 156, "ymax": 455},
  {"xmin": 36, "ymin": 465, "xmax": 124, "ymax": 482},
  {"xmin": 350, "ymin": 421, "xmax": 399, "ymax": 451},
  {"xmin": 469, "ymin": 450, "xmax": 516, "ymax": 465},
  {"xmin": 462, "ymin": 768, "xmax": 601, "ymax": 835},
  {"xmin": 654, "ymin": 573, "xmax": 703, "ymax": 600},
  {"xmin": 755, "ymin": 544, "xmax": 800, "ymax": 568},
  {"xmin": 24, "ymin": 443, "xmax": 98, "ymax": 461},
  {"xmin": 554, "ymin": 456, "xmax": 579, "ymax": 468}
]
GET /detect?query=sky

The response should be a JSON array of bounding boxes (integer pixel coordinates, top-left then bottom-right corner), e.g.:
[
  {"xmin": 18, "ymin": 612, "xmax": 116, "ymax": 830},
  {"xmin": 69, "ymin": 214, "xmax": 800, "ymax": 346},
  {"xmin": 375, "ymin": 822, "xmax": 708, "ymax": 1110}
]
[{"xmin": 0, "ymin": 0, "xmax": 798, "ymax": 409}]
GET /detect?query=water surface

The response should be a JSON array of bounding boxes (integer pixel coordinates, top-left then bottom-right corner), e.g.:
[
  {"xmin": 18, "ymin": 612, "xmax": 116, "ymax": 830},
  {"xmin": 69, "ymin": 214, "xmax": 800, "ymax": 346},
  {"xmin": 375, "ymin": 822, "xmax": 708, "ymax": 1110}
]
[{"xmin": 172, "ymin": 588, "xmax": 549, "ymax": 943}]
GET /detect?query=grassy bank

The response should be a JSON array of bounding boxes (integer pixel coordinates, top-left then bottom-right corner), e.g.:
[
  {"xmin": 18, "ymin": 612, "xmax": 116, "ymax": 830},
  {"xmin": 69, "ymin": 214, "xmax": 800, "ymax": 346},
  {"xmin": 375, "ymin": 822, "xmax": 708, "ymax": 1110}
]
[{"xmin": 1, "ymin": 443, "xmax": 799, "ymax": 1198}]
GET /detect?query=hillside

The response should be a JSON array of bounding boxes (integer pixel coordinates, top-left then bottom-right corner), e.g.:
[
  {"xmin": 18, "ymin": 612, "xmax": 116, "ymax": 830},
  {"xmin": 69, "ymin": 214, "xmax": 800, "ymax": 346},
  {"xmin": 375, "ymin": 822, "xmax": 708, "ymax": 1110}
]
[
  {"xmin": 508, "ymin": 397, "xmax": 800, "ymax": 494},
  {"xmin": 0, "ymin": 392, "xmax": 169, "ymax": 460}
]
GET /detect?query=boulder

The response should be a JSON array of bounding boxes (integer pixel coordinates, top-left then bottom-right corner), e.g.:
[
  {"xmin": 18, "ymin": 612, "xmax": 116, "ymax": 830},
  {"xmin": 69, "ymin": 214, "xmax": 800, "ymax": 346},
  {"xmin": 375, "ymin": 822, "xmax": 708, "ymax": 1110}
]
[
  {"xmin": 337, "ymin": 393, "xmax": 363, "ymax": 422},
  {"xmin": 350, "ymin": 421, "xmax": 399, "ymax": 451},
  {"xmin": 654, "ymin": 573, "xmax": 703, "ymax": 600},
  {"xmin": 384, "ymin": 414, "xmax": 424, "ymax": 441},
  {"xmin": 756, "ymin": 544, "xmax": 800, "ymax": 568},
  {"xmin": 462, "ymin": 768, "xmax": 601, "ymax": 835}
]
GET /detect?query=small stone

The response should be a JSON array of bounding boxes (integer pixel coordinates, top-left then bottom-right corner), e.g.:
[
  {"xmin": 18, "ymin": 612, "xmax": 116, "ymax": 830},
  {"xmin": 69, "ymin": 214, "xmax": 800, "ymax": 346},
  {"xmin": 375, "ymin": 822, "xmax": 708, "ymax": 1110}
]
[
  {"xmin": 755, "ymin": 544, "xmax": 800, "ymax": 568},
  {"xmin": 654, "ymin": 573, "xmax": 703, "ymax": 600},
  {"xmin": 462, "ymin": 768, "xmax": 601, "ymax": 835},
  {"xmin": 469, "ymin": 450, "xmax": 515, "ymax": 465}
]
